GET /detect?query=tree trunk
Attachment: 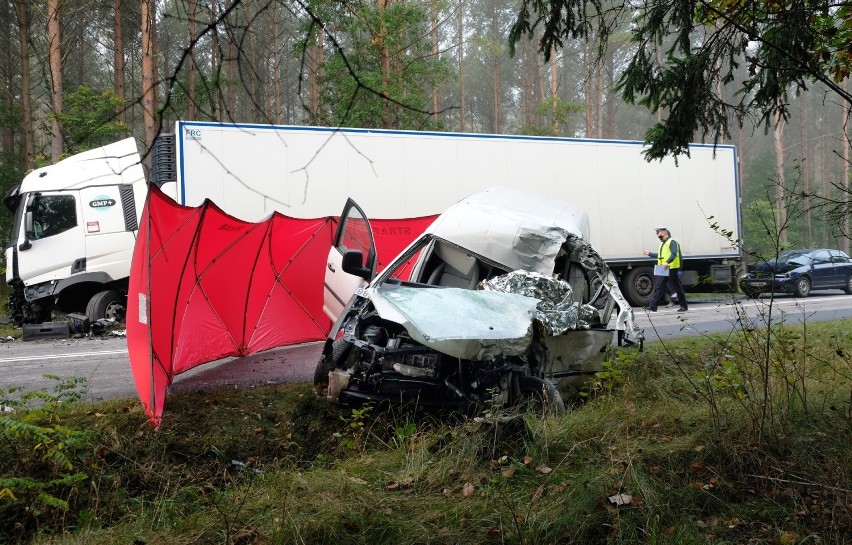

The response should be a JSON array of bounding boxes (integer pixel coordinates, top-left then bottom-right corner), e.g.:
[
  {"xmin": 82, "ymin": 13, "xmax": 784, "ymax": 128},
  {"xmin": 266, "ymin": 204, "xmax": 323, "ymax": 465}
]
[
  {"xmin": 843, "ymin": 78, "xmax": 850, "ymax": 253},
  {"xmin": 550, "ymin": 46, "xmax": 557, "ymax": 134},
  {"xmin": 821, "ymin": 133, "xmax": 829, "ymax": 246},
  {"xmin": 14, "ymin": 0, "xmax": 32, "ymax": 171},
  {"xmin": 520, "ymin": 37, "xmax": 538, "ymax": 127},
  {"xmin": 457, "ymin": 2, "xmax": 465, "ymax": 131},
  {"xmin": 773, "ymin": 108, "xmax": 787, "ymax": 244},
  {"xmin": 226, "ymin": 6, "xmax": 236, "ymax": 118},
  {"xmin": 308, "ymin": 26, "xmax": 319, "ymax": 122},
  {"xmin": 594, "ymin": 59, "xmax": 603, "ymax": 138},
  {"xmin": 430, "ymin": 0, "xmax": 439, "ymax": 122},
  {"xmin": 188, "ymin": 0, "xmax": 196, "ymax": 120},
  {"xmin": 273, "ymin": 2, "xmax": 282, "ymax": 124},
  {"xmin": 490, "ymin": 0, "xmax": 501, "ymax": 134},
  {"xmin": 738, "ymin": 124, "xmax": 746, "ymax": 262},
  {"xmin": 377, "ymin": 0, "xmax": 392, "ymax": 129},
  {"xmin": 534, "ymin": 26, "xmax": 545, "ymax": 130},
  {"xmin": 210, "ymin": 0, "xmax": 221, "ymax": 119},
  {"xmin": 1, "ymin": 0, "xmax": 14, "ymax": 157},
  {"xmin": 800, "ymin": 95, "xmax": 811, "ymax": 245},
  {"xmin": 141, "ymin": 0, "xmax": 156, "ymax": 170},
  {"xmin": 114, "ymin": 0, "xmax": 126, "ymax": 124},
  {"xmin": 604, "ymin": 50, "xmax": 615, "ymax": 139},
  {"xmin": 584, "ymin": 40, "xmax": 593, "ymax": 137},
  {"xmin": 151, "ymin": 0, "xmax": 159, "ymax": 124},
  {"xmin": 248, "ymin": 19, "xmax": 259, "ymax": 122},
  {"xmin": 47, "ymin": 0, "xmax": 64, "ymax": 161}
]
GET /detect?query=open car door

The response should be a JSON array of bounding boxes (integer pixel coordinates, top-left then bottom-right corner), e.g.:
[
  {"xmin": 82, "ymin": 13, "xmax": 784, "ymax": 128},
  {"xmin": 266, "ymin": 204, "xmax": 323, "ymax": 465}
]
[{"xmin": 323, "ymin": 199, "xmax": 377, "ymax": 322}]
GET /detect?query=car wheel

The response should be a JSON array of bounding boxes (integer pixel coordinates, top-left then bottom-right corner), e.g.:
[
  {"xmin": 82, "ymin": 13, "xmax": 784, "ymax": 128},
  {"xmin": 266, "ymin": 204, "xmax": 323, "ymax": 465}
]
[
  {"xmin": 313, "ymin": 338, "xmax": 351, "ymax": 392},
  {"xmin": 793, "ymin": 276, "xmax": 811, "ymax": 298},
  {"xmin": 86, "ymin": 289, "xmax": 125, "ymax": 323},
  {"xmin": 844, "ymin": 276, "xmax": 852, "ymax": 295},
  {"xmin": 516, "ymin": 376, "xmax": 565, "ymax": 416},
  {"xmin": 621, "ymin": 267, "xmax": 655, "ymax": 308}
]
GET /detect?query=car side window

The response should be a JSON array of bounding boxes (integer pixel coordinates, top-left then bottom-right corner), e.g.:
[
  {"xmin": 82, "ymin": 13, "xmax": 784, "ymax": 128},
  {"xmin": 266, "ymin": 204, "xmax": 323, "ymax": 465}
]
[
  {"xmin": 337, "ymin": 211, "xmax": 371, "ymax": 266},
  {"xmin": 831, "ymin": 251, "xmax": 850, "ymax": 264},
  {"xmin": 28, "ymin": 195, "xmax": 77, "ymax": 240},
  {"xmin": 812, "ymin": 250, "xmax": 830, "ymax": 264}
]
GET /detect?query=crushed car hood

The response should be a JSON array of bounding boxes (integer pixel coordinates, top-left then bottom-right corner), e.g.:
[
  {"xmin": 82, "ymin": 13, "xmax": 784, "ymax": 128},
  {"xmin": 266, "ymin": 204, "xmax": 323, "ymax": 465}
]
[
  {"xmin": 367, "ymin": 269, "xmax": 622, "ymax": 361},
  {"xmin": 368, "ymin": 284, "xmax": 539, "ymax": 360}
]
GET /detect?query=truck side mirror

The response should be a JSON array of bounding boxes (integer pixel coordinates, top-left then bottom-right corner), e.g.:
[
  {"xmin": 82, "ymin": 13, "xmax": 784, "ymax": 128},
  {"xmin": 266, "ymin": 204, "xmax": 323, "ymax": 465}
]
[
  {"xmin": 341, "ymin": 249, "xmax": 371, "ymax": 281},
  {"xmin": 19, "ymin": 210, "xmax": 33, "ymax": 250}
]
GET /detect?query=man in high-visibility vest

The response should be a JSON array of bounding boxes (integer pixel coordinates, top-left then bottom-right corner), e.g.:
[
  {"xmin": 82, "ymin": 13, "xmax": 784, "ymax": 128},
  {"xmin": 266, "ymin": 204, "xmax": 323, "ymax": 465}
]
[{"xmin": 642, "ymin": 227, "xmax": 688, "ymax": 312}]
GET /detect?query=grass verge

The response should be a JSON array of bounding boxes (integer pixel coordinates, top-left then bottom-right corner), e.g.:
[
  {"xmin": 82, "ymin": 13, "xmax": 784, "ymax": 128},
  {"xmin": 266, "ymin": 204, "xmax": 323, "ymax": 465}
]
[{"xmin": 1, "ymin": 319, "xmax": 850, "ymax": 544}]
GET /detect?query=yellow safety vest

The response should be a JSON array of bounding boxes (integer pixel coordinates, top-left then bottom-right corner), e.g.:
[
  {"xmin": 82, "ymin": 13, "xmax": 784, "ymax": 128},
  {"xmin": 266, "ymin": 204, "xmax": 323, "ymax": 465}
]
[{"xmin": 657, "ymin": 238, "xmax": 681, "ymax": 269}]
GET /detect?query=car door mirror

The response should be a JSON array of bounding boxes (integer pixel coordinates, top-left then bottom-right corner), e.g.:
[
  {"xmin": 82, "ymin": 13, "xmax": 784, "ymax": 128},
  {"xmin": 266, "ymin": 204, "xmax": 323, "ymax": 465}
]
[{"xmin": 342, "ymin": 249, "xmax": 372, "ymax": 281}]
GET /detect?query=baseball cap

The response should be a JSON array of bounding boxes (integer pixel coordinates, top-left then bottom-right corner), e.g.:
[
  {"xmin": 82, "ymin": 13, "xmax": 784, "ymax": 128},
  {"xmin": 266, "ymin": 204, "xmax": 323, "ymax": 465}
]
[{"xmin": 654, "ymin": 227, "xmax": 668, "ymax": 233}]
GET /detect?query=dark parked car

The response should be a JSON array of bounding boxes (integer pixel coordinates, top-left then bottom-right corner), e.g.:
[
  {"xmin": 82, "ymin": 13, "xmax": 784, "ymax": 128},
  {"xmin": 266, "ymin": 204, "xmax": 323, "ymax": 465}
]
[{"xmin": 739, "ymin": 248, "xmax": 852, "ymax": 298}]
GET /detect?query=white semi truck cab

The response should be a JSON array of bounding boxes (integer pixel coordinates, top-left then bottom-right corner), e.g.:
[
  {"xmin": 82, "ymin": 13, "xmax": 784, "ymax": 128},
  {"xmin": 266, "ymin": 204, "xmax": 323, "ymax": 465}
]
[{"xmin": 3, "ymin": 138, "xmax": 149, "ymax": 325}]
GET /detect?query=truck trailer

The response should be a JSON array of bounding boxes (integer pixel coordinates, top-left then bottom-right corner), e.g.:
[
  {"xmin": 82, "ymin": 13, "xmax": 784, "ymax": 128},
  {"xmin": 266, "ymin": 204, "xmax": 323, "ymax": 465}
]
[{"xmin": 4, "ymin": 121, "xmax": 741, "ymax": 324}]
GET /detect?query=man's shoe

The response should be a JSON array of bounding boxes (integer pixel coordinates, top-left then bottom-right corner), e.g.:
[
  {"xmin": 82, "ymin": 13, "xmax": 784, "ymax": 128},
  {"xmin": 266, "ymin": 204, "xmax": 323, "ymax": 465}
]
[
  {"xmin": 677, "ymin": 307, "xmax": 688, "ymax": 312},
  {"xmin": 643, "ymin": 306, "xmax": 657, "ymax": 312}
]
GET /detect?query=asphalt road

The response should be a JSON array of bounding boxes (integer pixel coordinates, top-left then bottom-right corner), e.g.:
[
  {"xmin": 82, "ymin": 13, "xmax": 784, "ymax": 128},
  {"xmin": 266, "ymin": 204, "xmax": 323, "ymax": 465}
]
[{"xmin": 1, "ymin": 291, "xmax": 850, "ymax": 405}]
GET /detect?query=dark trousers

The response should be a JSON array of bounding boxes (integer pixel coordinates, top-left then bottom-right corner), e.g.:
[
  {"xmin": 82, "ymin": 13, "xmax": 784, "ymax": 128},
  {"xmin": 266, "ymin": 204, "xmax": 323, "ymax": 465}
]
[{"xmin": 650, "ymin": 268, "xmax": 687, "ymax": 310}]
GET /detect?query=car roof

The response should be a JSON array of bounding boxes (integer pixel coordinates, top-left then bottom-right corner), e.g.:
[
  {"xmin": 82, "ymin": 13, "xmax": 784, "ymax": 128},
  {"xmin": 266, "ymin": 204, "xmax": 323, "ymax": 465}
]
[{"xmin": 423, "ymin": 186, "xmax": 590, "ymax": 275}]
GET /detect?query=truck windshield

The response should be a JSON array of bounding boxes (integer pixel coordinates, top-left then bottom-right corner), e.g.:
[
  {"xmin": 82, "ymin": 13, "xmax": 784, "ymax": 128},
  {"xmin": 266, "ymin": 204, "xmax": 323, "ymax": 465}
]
[{"xmin": 28, "ymin": 195, "xmax": 77, "ymax": 240}]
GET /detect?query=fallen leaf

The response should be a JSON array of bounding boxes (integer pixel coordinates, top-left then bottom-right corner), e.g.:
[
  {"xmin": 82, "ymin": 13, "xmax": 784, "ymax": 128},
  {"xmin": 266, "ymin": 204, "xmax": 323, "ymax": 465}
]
[
  {"xmin": 462, "ymin": 482, "xmax": 476, "ymax": 498},
  {"xmin": 550, "ymin": 481, "xmax": 569, "ymax": 495},
  {"xmin": 650, "ymin": 465, "xmax": 662, "ymax": 475},
  {"xmin": 502, "ymin": 466, "xmax": 516, "ymax": 478},
  {"xmin": 349, "ymin": 477, "xmax": 367, "ymax": 485},
  {"xmin": 625, "ymin": 399, "xmax": 635, "ymax": 414},
  {"xmin": 522, "ymin": 455, "xmax": 533, "ymax": 465},
  {"xmin": 531, "ymin": 484, "xmax": 545, "ymax": 503},
  {"xmin": 777, "ymin": 531, "xmax": 798, "ymax": 545},
  {"xmin": 694, "ymin": 444, "xmax": 705, "ymax": 452},
  {"xmin": 608, "ymin": 493, "xmax": 632, "ymax": 506},
  {"xmin": 536, "ymin": 465, "xmax": 552, "ymax": 475},
  {"xmin": 386, "ymin": 481, "xmax": 400, "ymax": 490}
]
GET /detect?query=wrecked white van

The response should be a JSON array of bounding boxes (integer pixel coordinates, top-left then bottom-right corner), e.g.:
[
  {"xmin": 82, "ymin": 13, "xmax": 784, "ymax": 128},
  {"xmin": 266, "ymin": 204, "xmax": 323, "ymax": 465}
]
[{"xmin": 315, "ymin": 187, "xmax": 644, "ymax": 412}]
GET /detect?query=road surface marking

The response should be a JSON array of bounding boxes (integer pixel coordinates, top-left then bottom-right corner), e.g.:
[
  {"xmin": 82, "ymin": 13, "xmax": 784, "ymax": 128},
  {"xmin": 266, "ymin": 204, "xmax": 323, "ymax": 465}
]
[{"xmin": 0, "ymin": 349, "xmax": 128, "ymax": 364}]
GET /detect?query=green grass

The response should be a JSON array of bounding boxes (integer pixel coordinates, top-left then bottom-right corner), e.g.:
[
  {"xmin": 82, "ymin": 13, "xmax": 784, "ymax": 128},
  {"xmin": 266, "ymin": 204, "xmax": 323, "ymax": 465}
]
[{"xmin": 1, "ymin": 319, "xmax": 851, "ymax": 544}]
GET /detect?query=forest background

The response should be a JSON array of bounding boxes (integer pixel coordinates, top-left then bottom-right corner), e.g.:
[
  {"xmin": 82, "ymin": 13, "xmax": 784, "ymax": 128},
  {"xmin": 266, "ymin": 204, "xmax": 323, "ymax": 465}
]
[{"xmin": 0, "ymin": 0, "xmax": 851, "ymax": 261}]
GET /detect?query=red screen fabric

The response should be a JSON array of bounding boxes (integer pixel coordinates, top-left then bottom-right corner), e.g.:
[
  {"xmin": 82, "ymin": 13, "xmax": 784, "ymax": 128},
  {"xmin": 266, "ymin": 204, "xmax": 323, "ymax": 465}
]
[{"xmin": 127, "ymin": 186, "xmax": 435, "ymax": 428}]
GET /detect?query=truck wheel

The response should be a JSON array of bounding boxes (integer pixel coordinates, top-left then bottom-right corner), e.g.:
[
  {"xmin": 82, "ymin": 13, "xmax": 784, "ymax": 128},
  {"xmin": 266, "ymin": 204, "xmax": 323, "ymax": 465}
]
[
  {"xmin": 313, "ymin": 339, "xmax": 351, "ymax": 393},
  {"xmin": 793, "ymin": 276, "xmax": 811, "ymax": 298},
  {"xmin": 621, "ymin": 267, "xmax": 655, "ymax": 307},
  {"xmin": 86, "ymin": 290, "xmax": 125, "ymax": 323}
]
